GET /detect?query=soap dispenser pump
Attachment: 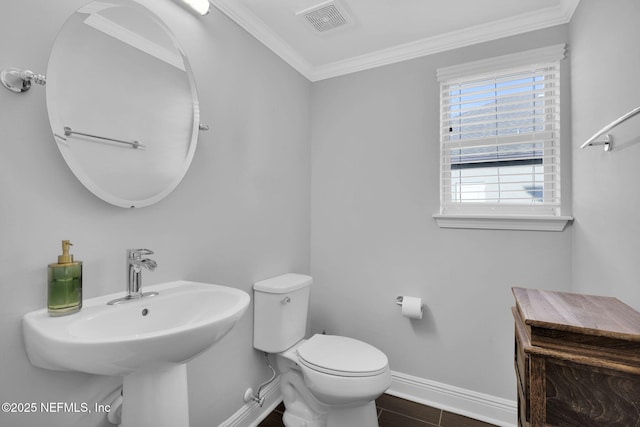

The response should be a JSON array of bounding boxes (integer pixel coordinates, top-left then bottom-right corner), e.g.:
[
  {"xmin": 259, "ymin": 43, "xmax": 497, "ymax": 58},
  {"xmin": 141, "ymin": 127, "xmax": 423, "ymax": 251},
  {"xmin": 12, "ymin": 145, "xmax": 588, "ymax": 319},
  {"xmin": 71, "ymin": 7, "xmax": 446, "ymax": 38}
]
[{"xmin": 47, "ymin": 240, "xmax": 82, "ymax": 316}]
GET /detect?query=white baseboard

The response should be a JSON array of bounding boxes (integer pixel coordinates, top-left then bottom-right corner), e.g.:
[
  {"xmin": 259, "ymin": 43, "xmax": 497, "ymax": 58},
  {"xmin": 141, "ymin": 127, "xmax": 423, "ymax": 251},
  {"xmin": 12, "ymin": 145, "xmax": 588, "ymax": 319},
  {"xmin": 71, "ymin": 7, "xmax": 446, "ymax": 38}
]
[
  {"xmin": 387, "ymin": 370, "xmax": 517, "ymax": 427},
  {"xmin": 218, "ymin": 377, "xmax": 283, "ymax": 427},
  {"xmin": 219, "ymin": 371, "xmax": 517, "ymax": 427}
]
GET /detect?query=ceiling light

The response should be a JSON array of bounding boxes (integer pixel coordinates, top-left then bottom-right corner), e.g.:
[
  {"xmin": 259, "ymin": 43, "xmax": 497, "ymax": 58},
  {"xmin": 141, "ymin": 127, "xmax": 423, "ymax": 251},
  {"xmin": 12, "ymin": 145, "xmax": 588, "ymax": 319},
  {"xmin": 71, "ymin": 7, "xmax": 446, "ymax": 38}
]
[{"xmin": 179, "ymin": 0, "xmax": 211, "ymax": 16}]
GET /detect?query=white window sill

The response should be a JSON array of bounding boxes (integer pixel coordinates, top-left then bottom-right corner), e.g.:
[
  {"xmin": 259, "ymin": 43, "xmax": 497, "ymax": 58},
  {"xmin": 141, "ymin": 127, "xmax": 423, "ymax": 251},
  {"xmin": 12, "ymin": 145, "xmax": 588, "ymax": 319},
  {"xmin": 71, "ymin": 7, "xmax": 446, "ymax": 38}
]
[{"xmin": 433, "ymin": 214, "xmax": 573, "ymax": 231}]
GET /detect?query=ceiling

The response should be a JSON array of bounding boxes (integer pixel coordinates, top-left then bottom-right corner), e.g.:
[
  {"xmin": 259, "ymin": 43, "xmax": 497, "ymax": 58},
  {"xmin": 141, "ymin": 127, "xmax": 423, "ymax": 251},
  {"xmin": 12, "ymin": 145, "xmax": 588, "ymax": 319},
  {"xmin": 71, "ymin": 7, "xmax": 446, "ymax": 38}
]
[{"xmin": 210, "ymin": 0, "xmax": 580, "ymax": 82}]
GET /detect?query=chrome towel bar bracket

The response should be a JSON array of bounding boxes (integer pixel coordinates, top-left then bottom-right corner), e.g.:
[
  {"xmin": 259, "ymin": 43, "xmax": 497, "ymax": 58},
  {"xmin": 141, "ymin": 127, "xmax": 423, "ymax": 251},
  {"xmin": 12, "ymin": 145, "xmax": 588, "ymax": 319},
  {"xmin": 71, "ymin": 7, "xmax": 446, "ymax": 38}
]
[
  {"xmin": 1, "ymin": 67, "xmax": 46, "ymax": 93},
  {"xmin": 583, "ymin": 134, "xmax": 613, "ymax": 152},
  {"xmin": 581, "ymin": 106, "xmax": 640, "ymax": 151}
]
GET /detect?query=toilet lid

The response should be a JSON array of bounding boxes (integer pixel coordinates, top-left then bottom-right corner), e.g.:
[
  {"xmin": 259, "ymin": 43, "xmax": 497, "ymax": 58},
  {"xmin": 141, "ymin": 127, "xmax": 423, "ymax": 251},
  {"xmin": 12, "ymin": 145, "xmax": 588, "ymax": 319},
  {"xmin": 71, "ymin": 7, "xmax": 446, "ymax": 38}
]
[{"xmin": 296, "ymin": 334, "xmax": 388, "ymax": 377}]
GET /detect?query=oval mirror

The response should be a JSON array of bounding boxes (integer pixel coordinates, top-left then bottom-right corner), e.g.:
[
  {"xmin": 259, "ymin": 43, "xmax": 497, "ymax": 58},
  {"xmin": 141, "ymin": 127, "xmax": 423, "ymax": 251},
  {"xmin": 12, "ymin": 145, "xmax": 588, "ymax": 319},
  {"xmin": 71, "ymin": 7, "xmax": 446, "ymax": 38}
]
[{"xmin": 46, "ymin": 0, "xmax": 199, "ymax": 208}]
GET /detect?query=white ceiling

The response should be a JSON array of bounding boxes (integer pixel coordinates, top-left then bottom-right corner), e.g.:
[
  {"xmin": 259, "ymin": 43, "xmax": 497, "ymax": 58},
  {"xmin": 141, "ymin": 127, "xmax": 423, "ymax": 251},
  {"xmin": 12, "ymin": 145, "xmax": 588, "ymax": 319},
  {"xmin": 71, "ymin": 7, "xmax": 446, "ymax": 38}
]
[{"xmin": 210, "ymin": 0, "xmax": 580, "ymax": 81}]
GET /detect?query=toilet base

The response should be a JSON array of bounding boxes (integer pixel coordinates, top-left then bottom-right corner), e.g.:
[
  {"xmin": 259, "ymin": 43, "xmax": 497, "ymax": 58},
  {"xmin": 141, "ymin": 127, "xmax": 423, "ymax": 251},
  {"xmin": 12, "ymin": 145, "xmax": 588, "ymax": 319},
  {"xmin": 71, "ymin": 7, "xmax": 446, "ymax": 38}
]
[
  {"xmin": 282, "ymin": 401, "xmax": 378, "ymax": 427},
  {"xmin": 279, "ymin": 368, "xmax": 380, "ymax": 427},
  {"xmin": 283, "ymin": 409, "xmax": 324, "ymax": 427},
  {"xmin": 326, "ymin": 401, "xmax": 378, "ymax": 427}
]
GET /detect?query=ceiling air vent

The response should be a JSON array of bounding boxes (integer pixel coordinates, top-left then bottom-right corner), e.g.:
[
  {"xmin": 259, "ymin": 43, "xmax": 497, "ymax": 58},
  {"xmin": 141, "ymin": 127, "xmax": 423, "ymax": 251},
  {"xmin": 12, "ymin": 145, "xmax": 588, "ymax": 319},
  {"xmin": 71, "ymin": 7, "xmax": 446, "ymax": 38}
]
[{"xmin": 297, "ymin": 0, "xmax": 353, "ymax": 33}]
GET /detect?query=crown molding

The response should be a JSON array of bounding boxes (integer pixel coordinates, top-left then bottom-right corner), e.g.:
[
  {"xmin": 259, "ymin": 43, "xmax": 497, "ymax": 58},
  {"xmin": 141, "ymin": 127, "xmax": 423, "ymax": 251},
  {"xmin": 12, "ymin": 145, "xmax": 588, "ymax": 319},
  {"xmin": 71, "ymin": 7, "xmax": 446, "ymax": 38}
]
[
  {"xmin": 211, "ymin": 0, "xmax": 580, "ymax": 82},
  {"xmin": 210, "ymin": 0, "xmax": 315, "ymax": 78}
]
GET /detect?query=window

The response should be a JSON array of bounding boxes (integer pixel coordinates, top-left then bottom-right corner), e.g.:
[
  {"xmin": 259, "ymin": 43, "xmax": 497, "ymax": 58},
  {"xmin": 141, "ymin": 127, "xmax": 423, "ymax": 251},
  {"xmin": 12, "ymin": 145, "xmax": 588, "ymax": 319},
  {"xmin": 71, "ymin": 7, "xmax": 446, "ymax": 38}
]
[{"xmin": 434, "ymin": 45, "xmax": 572, "ymax": 231}]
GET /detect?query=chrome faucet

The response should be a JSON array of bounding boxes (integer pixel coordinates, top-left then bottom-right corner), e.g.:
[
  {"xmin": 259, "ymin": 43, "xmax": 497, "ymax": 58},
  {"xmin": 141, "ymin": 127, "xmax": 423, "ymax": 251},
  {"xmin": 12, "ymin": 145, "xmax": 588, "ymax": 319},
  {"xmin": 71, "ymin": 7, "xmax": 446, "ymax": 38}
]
[
  {"xmin": 127, "ymin": 249, "xmax": 157, "ymax": 298},
  {"xmin": 107, "ymin": 249, "xmax": 158, "ymax": 305}
]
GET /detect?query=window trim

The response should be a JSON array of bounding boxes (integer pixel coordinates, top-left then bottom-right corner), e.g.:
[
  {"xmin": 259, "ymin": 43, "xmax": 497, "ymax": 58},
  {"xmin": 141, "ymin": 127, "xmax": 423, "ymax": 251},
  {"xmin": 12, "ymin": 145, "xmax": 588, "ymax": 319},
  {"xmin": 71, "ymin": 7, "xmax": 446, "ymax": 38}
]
[
  {"xmin": 432, "ymin": 213, "xmax": 573, "ymax": 232},
  {"xmin": 434, "ymin": 44, "xmax": 572, "ymax": 231}
]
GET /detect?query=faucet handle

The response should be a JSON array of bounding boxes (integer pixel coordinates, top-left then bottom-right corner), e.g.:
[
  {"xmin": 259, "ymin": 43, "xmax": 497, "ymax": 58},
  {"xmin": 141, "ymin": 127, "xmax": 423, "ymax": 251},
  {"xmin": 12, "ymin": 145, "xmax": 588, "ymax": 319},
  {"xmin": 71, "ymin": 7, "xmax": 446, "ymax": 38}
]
[{"xmin": 127, "ymin": 248, "xmax": 154, "ymax": 259}]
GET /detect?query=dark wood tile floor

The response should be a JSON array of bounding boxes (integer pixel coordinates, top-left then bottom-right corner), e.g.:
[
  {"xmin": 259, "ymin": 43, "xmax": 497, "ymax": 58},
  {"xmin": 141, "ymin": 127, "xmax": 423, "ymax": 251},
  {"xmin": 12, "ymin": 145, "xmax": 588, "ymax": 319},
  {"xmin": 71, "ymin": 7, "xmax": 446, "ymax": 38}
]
[{"xmin": 258, "ymin": 393, "xmax": 498, "ymax": 427}]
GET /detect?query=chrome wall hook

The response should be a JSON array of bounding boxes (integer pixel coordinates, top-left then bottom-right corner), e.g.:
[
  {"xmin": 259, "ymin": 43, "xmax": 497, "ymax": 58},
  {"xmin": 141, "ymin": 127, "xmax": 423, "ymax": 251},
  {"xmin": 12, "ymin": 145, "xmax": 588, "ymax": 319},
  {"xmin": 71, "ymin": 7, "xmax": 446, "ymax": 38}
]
[{"xmin": 1, "ymin": 67, "xmax": 46, "ymax": 93}]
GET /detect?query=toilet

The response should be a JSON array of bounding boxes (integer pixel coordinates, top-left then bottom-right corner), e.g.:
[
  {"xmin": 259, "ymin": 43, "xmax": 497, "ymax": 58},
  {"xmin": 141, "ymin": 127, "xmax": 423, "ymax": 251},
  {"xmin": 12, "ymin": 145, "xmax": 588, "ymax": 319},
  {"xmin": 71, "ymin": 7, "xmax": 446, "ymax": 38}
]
[{"xmin": 253, "ymin": 273, "xmax": 391, "ymax": 427}]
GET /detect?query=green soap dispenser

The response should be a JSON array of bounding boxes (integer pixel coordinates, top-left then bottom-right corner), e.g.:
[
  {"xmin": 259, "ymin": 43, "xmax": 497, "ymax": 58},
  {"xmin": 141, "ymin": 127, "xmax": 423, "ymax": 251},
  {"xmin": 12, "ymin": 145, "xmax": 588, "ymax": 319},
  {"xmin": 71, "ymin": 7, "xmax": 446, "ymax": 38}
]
[{"xmin": 48, "ymin": 240, "xmax": 82, "ymax": 316}]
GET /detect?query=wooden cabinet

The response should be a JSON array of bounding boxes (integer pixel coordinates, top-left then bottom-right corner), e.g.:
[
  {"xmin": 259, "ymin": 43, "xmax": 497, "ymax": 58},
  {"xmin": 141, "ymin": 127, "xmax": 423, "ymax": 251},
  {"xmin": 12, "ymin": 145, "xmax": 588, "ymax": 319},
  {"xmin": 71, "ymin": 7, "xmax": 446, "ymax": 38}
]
[{"xmin": 512, "ymin": 287, "xmax": 640, "ymax": 427}]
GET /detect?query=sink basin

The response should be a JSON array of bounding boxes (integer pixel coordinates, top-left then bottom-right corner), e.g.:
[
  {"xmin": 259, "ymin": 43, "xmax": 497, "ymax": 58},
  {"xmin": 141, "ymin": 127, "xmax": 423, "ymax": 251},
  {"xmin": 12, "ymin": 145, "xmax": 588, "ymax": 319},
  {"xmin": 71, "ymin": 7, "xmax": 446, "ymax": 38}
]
[{"xmin": 23, "ymin": 280, "xmax": 250, "ymax": 376}]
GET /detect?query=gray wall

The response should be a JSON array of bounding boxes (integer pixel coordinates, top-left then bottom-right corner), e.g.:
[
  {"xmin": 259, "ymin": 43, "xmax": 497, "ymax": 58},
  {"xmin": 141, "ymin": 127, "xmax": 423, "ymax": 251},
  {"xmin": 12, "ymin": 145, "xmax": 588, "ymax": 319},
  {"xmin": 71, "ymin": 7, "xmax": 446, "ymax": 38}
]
[
  {"xmin": 571, "ymin": 0, "xmax": 640, "ymax": 310},
  {"xmin": 0, "ymin": 1, "xmax": 310, "ymax": 426},
  {"xmin": 309, "ymin": 25, "xmax": 573, "ymax": 400}
]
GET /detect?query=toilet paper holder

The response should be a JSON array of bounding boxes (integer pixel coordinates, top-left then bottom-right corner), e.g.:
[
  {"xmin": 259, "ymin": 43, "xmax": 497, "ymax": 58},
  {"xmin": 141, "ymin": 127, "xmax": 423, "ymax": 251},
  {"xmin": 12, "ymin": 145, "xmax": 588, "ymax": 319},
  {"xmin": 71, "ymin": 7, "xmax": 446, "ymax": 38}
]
[
  {"xmin": 395, "ymin": 296, "xmax": 424, "ymax": 319},
  {"xmin": 395, "ymin": 296, "xmax": 423, "ymax": 307}
]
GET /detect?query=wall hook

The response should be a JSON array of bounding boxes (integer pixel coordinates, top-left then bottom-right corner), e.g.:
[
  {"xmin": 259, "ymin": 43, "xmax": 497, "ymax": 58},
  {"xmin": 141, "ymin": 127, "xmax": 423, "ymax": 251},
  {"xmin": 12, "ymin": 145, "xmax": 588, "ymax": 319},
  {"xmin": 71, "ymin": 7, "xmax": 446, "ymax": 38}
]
[{"xmin": 1, "ymin": 67, "xmax": 46, "ymax": 93}]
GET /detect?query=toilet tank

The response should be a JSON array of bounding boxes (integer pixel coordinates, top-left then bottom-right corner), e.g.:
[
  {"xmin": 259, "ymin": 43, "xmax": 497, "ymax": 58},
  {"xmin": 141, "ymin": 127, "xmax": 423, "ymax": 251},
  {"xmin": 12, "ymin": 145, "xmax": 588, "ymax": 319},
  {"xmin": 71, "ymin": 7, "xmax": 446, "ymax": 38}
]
[{"xmin": 253, "ymin": 273, "xmax": 312, "ymax": 353}]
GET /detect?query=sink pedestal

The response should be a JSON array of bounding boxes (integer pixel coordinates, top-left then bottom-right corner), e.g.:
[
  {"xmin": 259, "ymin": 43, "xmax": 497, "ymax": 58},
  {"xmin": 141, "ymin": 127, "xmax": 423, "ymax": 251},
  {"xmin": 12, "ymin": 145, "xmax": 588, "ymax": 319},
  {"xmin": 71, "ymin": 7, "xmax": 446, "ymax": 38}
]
[{"xmin": 121, "ymin": 364, "xmax": 189, "ymax": 427}]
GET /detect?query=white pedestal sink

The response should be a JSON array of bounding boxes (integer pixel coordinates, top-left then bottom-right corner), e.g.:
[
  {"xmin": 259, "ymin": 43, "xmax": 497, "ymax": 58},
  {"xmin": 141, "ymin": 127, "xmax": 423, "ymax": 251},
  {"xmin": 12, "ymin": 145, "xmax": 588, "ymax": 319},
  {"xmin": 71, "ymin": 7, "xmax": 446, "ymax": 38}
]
[{"xmin": 23, "ymin": 280, "xmax": 250, "ymax": 427}]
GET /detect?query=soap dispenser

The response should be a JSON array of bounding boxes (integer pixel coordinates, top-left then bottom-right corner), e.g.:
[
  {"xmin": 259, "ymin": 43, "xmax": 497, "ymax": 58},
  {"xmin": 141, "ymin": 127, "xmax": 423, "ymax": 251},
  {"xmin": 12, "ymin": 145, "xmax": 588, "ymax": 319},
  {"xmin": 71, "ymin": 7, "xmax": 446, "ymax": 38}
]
[{"xmin": 48, "ymin": 240, "xmax": 82, "ymax": 316}]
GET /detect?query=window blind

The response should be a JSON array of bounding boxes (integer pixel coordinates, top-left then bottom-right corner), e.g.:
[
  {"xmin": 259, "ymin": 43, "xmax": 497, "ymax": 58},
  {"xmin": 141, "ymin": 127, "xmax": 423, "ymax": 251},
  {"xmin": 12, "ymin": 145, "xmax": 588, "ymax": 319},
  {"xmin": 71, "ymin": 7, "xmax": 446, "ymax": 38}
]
[{"xmin": 437, "ymin": 46, "xmax": 564, "ymax": 216}]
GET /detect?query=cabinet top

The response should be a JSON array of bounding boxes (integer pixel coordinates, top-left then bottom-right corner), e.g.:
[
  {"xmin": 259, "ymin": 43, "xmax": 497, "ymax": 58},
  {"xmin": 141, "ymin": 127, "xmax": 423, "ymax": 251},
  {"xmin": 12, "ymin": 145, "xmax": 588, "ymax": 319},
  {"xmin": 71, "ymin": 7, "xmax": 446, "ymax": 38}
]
[{"xmin": 512, "ymin": 287, "xmax": 640, "ymax": 342}]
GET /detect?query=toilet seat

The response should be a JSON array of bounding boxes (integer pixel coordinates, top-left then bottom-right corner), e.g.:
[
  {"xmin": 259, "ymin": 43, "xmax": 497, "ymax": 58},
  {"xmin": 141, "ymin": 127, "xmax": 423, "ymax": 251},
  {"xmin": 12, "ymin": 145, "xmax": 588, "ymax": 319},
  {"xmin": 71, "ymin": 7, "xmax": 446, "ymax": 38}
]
[{"xmin": 296, "ymin": 334, "xmax": 388, "ymax": 378}]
